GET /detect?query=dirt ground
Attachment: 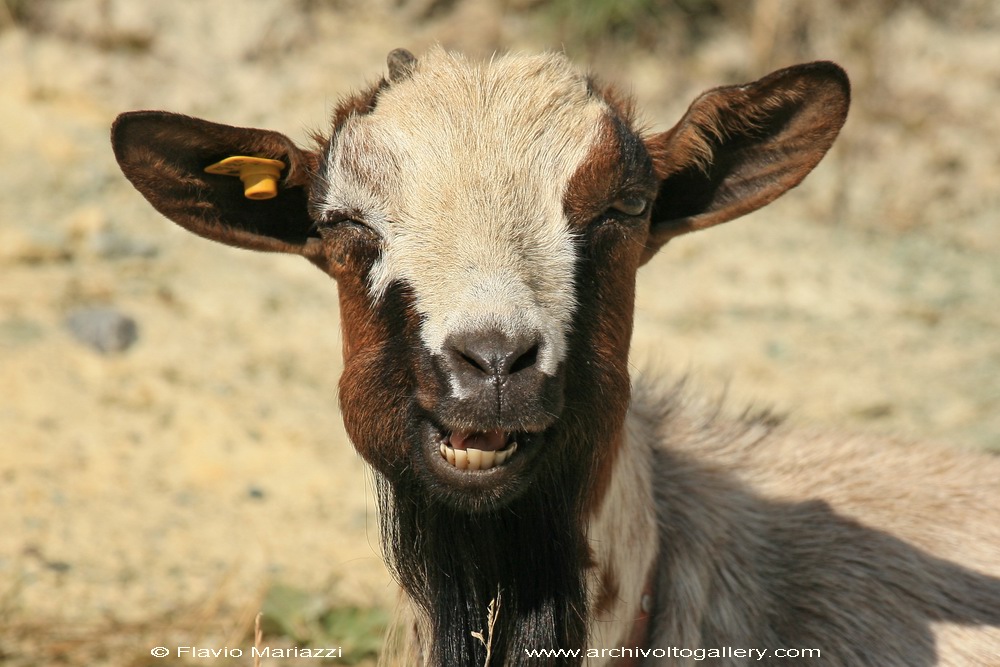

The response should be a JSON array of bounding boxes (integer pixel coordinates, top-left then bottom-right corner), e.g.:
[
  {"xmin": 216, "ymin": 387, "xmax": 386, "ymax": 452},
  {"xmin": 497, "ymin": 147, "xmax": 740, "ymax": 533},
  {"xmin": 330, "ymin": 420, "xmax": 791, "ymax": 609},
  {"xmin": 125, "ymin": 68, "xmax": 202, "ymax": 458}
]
[{"xmin": 1, "ymin": 1, "xmax": 998, "ymax": 665}]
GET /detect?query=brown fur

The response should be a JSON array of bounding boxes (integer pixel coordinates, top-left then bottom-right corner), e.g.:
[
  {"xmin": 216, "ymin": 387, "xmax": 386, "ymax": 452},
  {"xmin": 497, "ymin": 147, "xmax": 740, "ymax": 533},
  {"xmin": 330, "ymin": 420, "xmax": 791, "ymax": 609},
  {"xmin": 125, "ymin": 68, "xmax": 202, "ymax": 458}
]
[{"xmin": 642, "ymin": 61, "xmax": 850, "ymax": 260}]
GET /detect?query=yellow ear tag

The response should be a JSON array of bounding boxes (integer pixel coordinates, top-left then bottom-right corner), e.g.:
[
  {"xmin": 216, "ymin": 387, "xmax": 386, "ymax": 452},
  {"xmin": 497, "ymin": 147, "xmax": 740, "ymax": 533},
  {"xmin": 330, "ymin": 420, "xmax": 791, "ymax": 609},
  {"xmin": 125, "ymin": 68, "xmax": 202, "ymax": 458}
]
[{"xmin": 204, "ymin": 156, "xmax": 286, "ymax": 200}]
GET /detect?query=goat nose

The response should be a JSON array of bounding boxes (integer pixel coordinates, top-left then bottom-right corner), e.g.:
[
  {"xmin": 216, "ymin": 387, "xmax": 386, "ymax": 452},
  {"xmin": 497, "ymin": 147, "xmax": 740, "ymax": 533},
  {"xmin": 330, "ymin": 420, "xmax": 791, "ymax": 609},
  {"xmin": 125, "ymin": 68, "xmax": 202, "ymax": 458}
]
[
  {"xmin": 436, "ymin": 328, "xmax": 560, "ymax": 428},
  {"xmin": 446, "ymin": 331, "xmax": 541, "ymax": 380}
]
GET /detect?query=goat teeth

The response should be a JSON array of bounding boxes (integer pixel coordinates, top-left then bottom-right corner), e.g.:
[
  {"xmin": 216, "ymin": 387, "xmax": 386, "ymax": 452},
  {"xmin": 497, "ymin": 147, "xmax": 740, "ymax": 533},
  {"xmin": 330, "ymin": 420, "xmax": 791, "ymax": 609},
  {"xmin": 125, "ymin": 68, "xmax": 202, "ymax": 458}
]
[
  {"xmin": 467, "ymin": 448, "xmax": 483, "ymax": 471},
  {"xmin": 439, "ymin": 441, "xmax": 516, "ymax": 470},
  {"xmin": 478, "ymin": 449, "xmax": 497, "ymax": 469},
  {"xmin": 495, "ymin": 441, "xmax": 517, "ymax": 464}
]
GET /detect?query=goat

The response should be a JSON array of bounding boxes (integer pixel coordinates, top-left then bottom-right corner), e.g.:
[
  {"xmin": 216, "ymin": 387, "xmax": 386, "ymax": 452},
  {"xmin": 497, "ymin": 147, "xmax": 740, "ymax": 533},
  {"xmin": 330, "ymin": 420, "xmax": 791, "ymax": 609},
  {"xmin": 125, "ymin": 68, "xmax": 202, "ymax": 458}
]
[{"xmin": 111, "ymin": 47, "xmax": 1000, "ymax": 666}]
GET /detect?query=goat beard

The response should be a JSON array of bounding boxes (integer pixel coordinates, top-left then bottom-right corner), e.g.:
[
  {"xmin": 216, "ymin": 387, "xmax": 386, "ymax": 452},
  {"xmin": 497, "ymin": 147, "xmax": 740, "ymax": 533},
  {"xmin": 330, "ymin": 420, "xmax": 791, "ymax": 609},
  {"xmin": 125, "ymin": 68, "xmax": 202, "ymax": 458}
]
[{"xmin": 374, "ymin": 451, "xmax": 592, "ymax": 667}]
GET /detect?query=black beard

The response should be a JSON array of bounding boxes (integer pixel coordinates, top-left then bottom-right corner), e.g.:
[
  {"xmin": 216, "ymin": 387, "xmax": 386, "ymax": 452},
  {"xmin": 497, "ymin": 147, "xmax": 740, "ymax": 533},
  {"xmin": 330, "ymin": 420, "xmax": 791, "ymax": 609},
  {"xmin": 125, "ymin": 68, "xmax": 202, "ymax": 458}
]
[{"xmin": 375, "ymin": 454, "xmax": 591, "ymax": 667}]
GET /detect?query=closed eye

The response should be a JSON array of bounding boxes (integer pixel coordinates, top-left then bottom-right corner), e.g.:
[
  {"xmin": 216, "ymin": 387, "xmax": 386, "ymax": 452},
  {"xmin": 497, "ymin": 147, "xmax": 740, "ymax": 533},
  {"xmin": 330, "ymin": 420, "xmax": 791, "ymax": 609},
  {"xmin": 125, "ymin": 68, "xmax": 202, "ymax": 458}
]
[
  {"xmin": 312, "ymin": 212, "xmax": 376, "ymax": 237},
  {"xmin": 609, "ymin": 195, "xmax": 649, "ymax": 217}
]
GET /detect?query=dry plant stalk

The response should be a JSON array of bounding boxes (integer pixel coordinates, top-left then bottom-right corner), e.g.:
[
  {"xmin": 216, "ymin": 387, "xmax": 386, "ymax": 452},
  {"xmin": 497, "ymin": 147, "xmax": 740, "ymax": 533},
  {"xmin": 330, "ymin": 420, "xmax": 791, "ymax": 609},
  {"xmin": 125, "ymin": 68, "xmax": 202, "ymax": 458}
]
[
  {"xmin": 254, "ymin": 612, "xmax": 263, "ymax": 667},
  {"xmin": 470, "ymin": 589, "xmax": 501, "ymax": 667}
]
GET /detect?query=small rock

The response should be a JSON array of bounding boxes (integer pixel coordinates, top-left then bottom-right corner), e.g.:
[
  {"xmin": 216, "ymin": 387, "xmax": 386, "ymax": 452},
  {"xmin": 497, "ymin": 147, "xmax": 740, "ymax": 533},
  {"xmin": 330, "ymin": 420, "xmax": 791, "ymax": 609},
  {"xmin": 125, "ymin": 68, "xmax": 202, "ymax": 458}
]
[{"xmin": 64, "ymin": 306, "xmax": 139, "ymax": 355}]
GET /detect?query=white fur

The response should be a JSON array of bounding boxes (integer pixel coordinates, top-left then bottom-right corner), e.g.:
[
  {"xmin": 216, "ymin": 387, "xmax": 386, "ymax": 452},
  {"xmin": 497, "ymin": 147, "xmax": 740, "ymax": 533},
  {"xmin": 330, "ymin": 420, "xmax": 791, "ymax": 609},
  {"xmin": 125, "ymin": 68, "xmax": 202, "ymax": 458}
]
[
  {"xmin": 321, "ymin": 48, "xmax": 607, "ymax": 374},
  {"xmin": 585, "ymin": 423, "xmax": 659, "ymax": 665}
]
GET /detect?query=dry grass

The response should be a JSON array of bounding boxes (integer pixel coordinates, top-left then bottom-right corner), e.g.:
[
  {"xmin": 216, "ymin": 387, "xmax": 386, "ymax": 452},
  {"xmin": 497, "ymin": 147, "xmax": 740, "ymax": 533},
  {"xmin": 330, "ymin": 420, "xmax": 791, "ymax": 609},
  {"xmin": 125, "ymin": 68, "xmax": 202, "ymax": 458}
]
[
  {"xmin": 470, "ymin": 590, "xmax": 502, "ymax": 667},
  {"xmin": 0, "ymin": 587, "xmax": 263, "ymax": 666}
]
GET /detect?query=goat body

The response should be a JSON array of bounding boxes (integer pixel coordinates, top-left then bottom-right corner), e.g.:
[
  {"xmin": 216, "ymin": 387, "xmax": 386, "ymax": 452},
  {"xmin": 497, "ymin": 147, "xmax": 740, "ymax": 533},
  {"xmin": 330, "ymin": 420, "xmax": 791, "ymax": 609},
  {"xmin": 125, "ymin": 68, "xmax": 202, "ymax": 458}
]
[{"xmin": 111, "ymin": 48, "xmax": 1000, "ymax": 666}]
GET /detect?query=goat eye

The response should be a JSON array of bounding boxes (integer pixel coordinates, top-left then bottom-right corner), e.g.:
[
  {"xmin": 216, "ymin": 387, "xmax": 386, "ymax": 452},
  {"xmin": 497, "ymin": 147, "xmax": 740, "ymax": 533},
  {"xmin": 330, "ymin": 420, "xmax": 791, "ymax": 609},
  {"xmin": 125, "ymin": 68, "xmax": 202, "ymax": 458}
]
[
  {"xmin": 609, "ymin": 196, "xmax": 649, "ymax": 217},
  {"xmin": 313, "ymin": 214, "xmax": 374, "ymax": 237}
]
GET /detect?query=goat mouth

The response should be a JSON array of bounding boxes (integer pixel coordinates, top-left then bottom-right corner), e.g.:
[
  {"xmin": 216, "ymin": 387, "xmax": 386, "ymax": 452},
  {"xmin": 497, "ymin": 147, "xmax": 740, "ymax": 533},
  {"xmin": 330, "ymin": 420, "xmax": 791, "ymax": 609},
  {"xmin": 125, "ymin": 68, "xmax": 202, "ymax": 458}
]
[
  {"xmin": 438, "ymin": 429, "xmax": 519, "ymax": 471},
  {"xmin": 420, "ymin": 420, "xmax": 544, "ymax": 507}
]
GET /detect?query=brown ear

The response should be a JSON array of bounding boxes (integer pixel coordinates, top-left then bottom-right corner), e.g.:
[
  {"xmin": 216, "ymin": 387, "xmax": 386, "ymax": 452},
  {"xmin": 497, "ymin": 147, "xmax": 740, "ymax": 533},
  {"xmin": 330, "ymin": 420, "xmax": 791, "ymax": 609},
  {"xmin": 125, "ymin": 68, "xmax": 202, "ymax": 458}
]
[
  {"xmin": 111, "ymin": 111, "xmax": 324, "ymax": 262},
  {"xmin": 642, "ymin": 61, "xmax": 850, "ymax": 261}
]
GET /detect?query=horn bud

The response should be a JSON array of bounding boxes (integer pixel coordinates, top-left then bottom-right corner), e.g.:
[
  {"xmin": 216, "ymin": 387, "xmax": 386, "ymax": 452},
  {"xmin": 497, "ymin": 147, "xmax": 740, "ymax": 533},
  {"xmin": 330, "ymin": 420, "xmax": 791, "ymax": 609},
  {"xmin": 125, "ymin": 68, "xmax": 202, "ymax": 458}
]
[{"xmin": 387, "ymin": 48, "xmax": 417, "ymax": 83}]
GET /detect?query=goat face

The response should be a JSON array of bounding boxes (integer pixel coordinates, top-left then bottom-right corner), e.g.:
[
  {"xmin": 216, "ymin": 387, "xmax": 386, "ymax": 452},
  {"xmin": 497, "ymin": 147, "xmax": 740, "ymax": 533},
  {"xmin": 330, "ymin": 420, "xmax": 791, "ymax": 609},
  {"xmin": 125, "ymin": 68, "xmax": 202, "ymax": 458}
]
[
  {"xmin": 314, "ymin": 50, "xmax": 655, "ymax": 510},
  {"xmin": 111, "ymin": 48, "xmax": 849, "ymax": 515}
]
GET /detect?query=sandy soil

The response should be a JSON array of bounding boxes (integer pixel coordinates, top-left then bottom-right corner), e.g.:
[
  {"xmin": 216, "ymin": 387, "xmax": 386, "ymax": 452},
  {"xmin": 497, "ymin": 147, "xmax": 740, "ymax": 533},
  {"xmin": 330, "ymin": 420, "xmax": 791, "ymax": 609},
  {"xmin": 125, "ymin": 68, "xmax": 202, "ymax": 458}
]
[{"xmin": 1, "ymin": 1, "xmax": 998, "ymax": 665}]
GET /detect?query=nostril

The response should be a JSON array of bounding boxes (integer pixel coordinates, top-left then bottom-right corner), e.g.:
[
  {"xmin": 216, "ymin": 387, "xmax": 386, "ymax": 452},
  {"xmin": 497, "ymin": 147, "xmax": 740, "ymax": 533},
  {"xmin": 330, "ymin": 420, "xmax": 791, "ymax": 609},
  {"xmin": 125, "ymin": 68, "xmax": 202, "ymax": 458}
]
[
  {"xmin": 445, "ymin": 331, "xmax": 543, "ymax": 379},
  {"xmin": 459, "ymin": 350, "xmax": 490, "ymax": 374},
  {"xmin": 509, "ymin": 343, "xmax": 539, "ymax": 374}
]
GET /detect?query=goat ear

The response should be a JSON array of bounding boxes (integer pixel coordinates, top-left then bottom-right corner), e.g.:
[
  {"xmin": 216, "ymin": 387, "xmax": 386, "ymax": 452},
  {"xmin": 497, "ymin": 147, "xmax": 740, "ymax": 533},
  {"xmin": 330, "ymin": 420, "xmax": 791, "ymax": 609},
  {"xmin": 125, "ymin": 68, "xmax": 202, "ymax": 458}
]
[
  {"xmin": 641, "ymin": 61, "xmax": 849, "ymax": 262},
  {"xmin": 111, "ymin": 111, "xmax": 324, "ymax": 263}
]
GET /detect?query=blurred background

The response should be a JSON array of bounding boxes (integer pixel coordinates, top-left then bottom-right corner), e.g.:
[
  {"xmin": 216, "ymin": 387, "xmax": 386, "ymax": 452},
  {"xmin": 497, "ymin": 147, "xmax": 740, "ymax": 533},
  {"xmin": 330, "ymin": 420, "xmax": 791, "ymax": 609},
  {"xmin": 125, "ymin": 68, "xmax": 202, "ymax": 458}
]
[{"xmin": 1, "ymin": 1, "xmax": 998, "ymax": 664}]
